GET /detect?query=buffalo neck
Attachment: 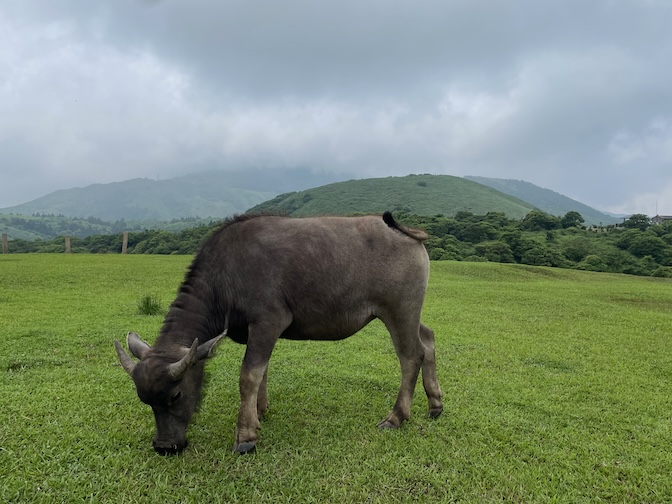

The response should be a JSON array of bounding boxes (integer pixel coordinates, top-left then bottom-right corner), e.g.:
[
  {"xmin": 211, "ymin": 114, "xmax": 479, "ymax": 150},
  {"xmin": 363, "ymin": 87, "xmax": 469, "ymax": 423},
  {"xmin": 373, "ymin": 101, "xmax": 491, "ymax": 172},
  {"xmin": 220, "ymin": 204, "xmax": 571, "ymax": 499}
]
[{"xmin": 155, "ymin": 269, "xmax": 227, "ymax": 353}]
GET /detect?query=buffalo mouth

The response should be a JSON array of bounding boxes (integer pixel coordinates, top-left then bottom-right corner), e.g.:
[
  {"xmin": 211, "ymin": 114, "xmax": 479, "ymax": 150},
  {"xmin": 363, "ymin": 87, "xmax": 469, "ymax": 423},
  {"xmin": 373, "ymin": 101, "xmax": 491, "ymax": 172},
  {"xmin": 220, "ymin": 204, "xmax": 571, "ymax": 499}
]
[{"xmin": 153, "ymin": 440, "xmax": 187, "ymax": 456}]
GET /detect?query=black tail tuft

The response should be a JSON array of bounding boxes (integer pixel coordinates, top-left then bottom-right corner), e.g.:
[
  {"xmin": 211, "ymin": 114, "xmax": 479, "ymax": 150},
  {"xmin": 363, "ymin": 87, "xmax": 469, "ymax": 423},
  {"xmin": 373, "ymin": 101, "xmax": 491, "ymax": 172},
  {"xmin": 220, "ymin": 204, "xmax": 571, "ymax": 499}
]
[
  {"xmin": 382, "ymin": 211, "xmax": 428, "ymax": 241},
  {"xmin": 382, "ymin": 211, "xmax": 397, "ymax": 229}
]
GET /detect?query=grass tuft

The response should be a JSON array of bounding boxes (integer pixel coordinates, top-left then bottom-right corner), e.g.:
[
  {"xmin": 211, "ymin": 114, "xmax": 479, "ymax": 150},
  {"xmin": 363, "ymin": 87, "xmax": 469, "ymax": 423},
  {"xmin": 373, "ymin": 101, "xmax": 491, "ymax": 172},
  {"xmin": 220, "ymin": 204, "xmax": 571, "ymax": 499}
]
[{"xmin": 137, "ymin": 293, "xmax": 163, "ymax": 316}]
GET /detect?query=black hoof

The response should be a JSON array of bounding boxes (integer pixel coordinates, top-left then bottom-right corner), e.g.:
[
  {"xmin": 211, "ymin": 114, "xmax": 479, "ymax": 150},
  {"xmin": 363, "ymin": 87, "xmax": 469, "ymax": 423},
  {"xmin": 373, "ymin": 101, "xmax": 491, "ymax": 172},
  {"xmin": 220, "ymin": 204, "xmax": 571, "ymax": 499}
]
[
  {"xmin": 233, "ymin": 441, "xmax": 257, "ymax": 454},
  {"xmin": 429, "ymin": 406, "xmax": 443, "ymax": 419},
  {"xmin": 377, "ymin": 420, "xmax": 397, "ymax": 430}
]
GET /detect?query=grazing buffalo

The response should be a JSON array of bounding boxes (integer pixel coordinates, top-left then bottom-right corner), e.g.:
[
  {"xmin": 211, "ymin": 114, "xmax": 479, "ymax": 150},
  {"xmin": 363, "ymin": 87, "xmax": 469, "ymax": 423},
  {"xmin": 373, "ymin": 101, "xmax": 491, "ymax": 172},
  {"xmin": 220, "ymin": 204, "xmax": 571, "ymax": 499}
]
[{"xmin": 115, "ymin": 212, "xmax": 442, "ymax": 454}]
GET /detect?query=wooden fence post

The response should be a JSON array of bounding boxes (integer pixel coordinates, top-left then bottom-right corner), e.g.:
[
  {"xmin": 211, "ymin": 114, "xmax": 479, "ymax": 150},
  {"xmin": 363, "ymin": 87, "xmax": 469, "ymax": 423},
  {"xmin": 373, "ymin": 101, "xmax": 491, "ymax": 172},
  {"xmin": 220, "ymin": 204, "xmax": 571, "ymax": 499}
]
[
  {"xmin": 65, "ymin": 235, "xmax": 71, "ymax": 254},
  {"xmin": 122, "ymin": 232, "xmax": 128, "ymax": 254},
  {"xmin": 2, "ymin": 233, "xmax": 7, "ymax": 254}
]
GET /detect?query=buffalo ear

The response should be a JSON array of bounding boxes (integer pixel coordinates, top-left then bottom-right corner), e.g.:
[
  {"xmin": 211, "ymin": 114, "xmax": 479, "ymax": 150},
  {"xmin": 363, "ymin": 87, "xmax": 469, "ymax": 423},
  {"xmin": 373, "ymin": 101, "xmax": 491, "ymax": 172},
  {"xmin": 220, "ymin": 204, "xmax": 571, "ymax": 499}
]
[
  {"xmin": 127, "ymin": 331, "xmax": 151, "ymax": 360},
  {"xmin": 197, "ymin": 331, "xmax": 227, "ymax": 360}
]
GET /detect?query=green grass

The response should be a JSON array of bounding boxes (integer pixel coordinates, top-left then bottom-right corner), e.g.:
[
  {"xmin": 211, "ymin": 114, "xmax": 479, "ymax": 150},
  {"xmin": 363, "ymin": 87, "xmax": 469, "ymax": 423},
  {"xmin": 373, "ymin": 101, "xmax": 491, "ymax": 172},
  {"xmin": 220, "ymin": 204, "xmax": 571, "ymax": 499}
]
[{"xmin": 1, "ymin": 255, "xmax": 671, "ymax": 502}]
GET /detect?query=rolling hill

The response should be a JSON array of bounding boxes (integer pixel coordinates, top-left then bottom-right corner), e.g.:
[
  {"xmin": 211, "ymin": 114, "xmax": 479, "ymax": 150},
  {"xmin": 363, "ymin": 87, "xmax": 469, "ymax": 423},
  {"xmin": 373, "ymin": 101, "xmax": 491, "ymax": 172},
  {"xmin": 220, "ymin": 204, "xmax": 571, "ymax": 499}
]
[
  {"xmin": 247, "ymin": 174, "xmax": 536, "ymax": 218},
  {"xmin": 465, "ymin": 176, "xmax": 618, "ymax": 226},
  {"xmin": 0, "ymin": 172, "xmax": 276, "ymax": 221},
  {"xmin": 2, "ymin": 171, "xmax": 621, "ymax": 241}
]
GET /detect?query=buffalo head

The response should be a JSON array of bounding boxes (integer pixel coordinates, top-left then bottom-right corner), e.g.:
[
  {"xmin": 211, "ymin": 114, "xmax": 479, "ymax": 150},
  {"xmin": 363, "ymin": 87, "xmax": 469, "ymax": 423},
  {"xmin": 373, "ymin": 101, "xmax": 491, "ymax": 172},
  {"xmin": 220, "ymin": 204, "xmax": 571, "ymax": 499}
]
[{"xmin": 114, "ymin": 331, "xmax": 223, "ymax": 455}]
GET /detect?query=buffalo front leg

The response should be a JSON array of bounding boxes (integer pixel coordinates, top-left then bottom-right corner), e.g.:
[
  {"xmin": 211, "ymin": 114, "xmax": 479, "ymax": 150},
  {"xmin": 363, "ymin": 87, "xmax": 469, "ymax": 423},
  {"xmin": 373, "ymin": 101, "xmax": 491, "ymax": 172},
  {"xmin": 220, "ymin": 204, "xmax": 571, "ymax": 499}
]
[
  {"xmin": 234, "ymin": 363, "xmax": 267, "ymax": 454},
  {"xmin": 419, "ymin": 323, "xmax": 443, "ymax": 418},
  {"xmin": 233, "ymin": 319, "xmax": 286, "ymax": 454}
]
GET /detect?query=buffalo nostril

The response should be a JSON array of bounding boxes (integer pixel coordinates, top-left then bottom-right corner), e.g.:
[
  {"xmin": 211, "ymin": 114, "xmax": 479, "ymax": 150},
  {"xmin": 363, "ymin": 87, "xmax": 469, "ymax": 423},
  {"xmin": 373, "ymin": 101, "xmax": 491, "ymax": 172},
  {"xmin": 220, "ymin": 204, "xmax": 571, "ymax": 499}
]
[{"xmin": 154, "ymin": 445, "xmax": 178, "ymax": 456}]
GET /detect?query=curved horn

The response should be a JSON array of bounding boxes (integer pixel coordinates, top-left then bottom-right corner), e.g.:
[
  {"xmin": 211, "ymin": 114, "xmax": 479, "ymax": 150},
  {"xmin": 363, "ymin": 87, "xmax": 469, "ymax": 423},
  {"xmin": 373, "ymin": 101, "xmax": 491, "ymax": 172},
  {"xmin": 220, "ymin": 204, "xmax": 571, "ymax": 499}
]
[
  {"xmin": 114, "ymin": 340, "xmax": 137, "ymax": 376},
  {"xmin": 167, "ymin": 340, "xmax": 199, "ymax": 381}
]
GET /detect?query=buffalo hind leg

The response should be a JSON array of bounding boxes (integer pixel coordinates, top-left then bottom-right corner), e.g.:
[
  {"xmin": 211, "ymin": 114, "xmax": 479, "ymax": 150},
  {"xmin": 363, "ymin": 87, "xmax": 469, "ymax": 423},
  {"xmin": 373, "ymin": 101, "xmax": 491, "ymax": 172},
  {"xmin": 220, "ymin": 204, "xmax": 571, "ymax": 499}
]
[
  {"xmin": 419, "ymin": 323, "xmax": 443, "ymax": 418},
  {"xmin": 378, "ymin": 317, "xmax": 425, "ymax": 429},
  {"xmin": 234, "ymin": 318, "xmax": 287, "ymax": 454},
  {"xmin": 257, "ymin": 366, "xmax": 269, "ymax": 420}
]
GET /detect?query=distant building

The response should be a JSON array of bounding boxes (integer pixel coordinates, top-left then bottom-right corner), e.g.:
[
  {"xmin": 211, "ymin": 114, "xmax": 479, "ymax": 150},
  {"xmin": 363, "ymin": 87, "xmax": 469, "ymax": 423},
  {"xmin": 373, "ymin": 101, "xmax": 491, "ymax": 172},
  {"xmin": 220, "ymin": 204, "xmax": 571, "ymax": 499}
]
[{"xmin": 651, "ymin": 215, "xmax": 672, "ymax": 225}]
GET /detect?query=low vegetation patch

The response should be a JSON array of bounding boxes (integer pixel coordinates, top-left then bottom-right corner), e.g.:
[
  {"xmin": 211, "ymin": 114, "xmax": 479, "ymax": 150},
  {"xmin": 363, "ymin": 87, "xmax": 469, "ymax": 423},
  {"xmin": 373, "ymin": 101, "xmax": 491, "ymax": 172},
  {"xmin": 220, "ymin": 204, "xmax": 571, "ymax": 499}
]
[
  {"xmin": 137, "ymin": 293, "xmax": 164, "ymax": 316},
  {"xmin": 1, "ymin": 255, "xmax": 671, "ymax": 502}
]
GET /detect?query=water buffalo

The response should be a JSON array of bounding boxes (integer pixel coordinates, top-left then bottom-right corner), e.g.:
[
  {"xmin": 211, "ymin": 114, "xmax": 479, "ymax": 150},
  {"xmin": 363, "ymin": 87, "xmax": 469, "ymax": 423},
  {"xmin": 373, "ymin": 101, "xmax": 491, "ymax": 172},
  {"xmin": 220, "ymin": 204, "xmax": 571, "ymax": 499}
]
[{"xmin": 115, "ymin": 212, "xmax": 442, "ymax": 454}]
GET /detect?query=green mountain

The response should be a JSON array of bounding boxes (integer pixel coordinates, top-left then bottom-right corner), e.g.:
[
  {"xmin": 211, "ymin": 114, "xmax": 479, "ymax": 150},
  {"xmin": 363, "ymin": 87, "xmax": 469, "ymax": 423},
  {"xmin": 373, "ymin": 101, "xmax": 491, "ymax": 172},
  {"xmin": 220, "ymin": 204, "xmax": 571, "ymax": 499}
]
[
  {"xmin": 247, "ymin": 174, "xmax": 536, "ymax": 218},
  {"xmin": 0, "ymin": 172, "xmax": 276, "ymax": 221},
  {"xmin": 465, "ymin": 176, "xmax": 618, "ymax": 226},
  {"xmin": 2, "ymin": 171, "xmax": 619, "ymax": 242}
]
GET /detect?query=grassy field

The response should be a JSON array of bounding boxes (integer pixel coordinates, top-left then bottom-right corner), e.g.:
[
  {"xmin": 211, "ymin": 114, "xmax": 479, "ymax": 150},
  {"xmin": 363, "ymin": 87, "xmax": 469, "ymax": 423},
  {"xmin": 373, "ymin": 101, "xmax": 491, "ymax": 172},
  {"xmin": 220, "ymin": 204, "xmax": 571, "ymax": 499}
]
[{"xmin": 1, "ymin": 254, "xmax": 671, "ymax": 503}]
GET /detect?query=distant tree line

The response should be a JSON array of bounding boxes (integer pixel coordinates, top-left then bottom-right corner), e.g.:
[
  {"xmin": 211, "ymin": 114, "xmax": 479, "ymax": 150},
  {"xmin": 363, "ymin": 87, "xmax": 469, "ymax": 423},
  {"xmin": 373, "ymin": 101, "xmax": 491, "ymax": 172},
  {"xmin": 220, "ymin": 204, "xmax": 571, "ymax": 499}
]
[
  {"xmin": 5, "ymin": 210, "xmax": 672, "ymax": 278},
  {"xmin": 0, "ymin": 213, "xmax": 217, "ymax": 240},
  {"xmin": 396, "ymin": 210, "xmax": 672, "ymax": 277},
  {"xmin": 6, "ymin": 224, "xmax": 215, "ymax": 255}
]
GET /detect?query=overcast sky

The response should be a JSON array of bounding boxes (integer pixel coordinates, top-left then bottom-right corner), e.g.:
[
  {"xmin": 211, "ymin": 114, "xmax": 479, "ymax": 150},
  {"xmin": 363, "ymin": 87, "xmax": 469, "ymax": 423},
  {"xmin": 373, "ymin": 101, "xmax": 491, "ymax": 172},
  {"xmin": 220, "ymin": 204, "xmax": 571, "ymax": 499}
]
[{"xmin": 1, "ymin": 0, "xmax": 671, "ymax": 215}]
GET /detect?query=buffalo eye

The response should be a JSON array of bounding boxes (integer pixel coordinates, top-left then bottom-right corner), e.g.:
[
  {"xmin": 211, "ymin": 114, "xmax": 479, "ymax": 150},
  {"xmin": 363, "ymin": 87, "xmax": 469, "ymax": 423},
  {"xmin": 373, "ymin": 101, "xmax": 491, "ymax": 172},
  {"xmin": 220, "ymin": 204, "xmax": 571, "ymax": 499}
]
[{"xmin": 168, "ymin": 390, "xmax": 182, "ymax": 405}]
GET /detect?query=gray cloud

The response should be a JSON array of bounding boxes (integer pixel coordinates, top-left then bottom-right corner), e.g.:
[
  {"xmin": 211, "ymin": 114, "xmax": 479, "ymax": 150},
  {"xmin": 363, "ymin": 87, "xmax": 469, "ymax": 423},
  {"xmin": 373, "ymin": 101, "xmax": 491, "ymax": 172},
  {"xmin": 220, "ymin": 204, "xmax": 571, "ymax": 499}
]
[{"xmin": 1, "ymin": 0, "xmax": 671, "ymax": 214}]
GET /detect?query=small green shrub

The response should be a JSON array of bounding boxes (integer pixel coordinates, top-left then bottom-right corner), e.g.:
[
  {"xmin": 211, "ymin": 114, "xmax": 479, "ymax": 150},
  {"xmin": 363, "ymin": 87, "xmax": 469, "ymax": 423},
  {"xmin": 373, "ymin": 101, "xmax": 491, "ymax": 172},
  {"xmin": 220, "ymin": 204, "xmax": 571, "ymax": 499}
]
[
  {"xmin": 137, "ymin": 293, "xmax": 163, "ymax": 316},
  {"xmin": 652, "ymin": 266, "xmax": 672, "ymax": 278}
]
